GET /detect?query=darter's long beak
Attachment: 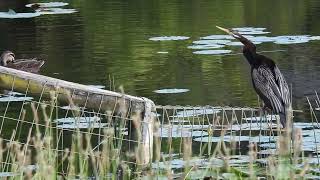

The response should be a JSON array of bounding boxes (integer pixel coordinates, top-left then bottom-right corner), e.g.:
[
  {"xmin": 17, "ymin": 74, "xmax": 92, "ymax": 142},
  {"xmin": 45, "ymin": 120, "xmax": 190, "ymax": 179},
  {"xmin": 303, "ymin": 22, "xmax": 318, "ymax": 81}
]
[
  {"xmin": 216, "ymin": 26, "xmax": 232, "ymax": 35},
  {"xmin": 216, "ymin": 26, "xmax": 241, "ymax": 39}
]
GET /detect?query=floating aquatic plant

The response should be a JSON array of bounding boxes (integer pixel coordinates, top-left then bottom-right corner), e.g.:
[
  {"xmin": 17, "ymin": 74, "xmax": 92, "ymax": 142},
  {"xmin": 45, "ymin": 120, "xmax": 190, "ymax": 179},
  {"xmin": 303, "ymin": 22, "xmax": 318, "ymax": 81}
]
[
  {"xmin": 149, "ymin": 36, "xmax": 190, "ymax": 41},
  {"xmin": 187, "ymin": 44, "xmax": 225, "ymax": 49},
  {"xmin": 25, "ymin": 2, "xmax": 69, "ymax": 8},
  {"xmin": 171, "ymin": 108, "xmax": 220, "ymax": 118},
  {"xmin": 0, "ymin": 9, "xmax": 41, "ymax": 19},
  {"xmin": 157, "ymin": 51, "xmax": 169, "ymax": 54},
  {"xmin": 193, "ymin": 50, "xmax": 232, "ymax": 55},
  {"xmin": 153, "ymin": 88, "xmax": 190, "ymax": 94},
  {"xmin": 35, "ymin": 8, "xmax": 77, "ymax": 15}
]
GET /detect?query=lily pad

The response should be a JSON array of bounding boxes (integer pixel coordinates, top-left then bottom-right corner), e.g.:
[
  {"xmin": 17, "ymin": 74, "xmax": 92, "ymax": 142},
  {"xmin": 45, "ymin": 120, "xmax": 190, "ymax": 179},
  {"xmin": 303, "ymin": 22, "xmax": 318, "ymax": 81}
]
[
  {"xmin": 152, "ymin": 157, "xmax": 224, "ymax": 169},
  {"xmin": 171, "ymin": 108, "xmax": 220, "ymax": 118},
  {"xmin": 0, "ymin": 9, "xmax": 41, "ymax": 19},
  {"xmin": 201, "ymin": 35, "xmax": 234, "ymax": 40},
  {"xmin": 149, "ymin": 36, "xmax": 189, "ymax": 41},
  {"xmin": 193, "ymin": 135, "xmax": 277, "ymax": 143},
  {"xmin": 60, "ymin": 105, "xmax": 84, "ymax": 111},
  {"xmin": 6, "ymin": 91, "xmax": 23, "ymax": 96},
  {"xmin": 187, "ymin": 44, "xmax": 225, "ymax": 50},
  {"xmin": 0, "ymin": 172, "xmax": 17, "ymax": 177},
  {"xmin": 156, "ymin": 125, "xmax": 208, "ymax": 138},
  {"xmin": 237, "ymin": 31, "xmax": 270, "ymax": 35},
  {"xmin": 54, "ymin": 116, "xmax": 100, "ymax": 123},
  {"xmin": 227, "ymin": 155, "xmax": 251, "ymax": 166},
  {"xmin": 36, "ymin": 8, "xmax": 77, "ymax": 15},
  {"xmin": 293, "ymin": 122, "xmax": 318, "ymax": 129},
  {"xmin": 26, "ymin": 2, "xmax": 69, "ymax": 8},
  {"xmin": 193, "ymin": 39, "xmax": 231, "ymax": 45},
  {"xmin": 226, "ymin": 41, "xmax": 244, "ymax": 46},
  {"xmin": 228, "ymin": 122, "xmax": 279, "ymax": 131},
  {"xmin": 242, "ymin": 115, "xmax": 278, "ymax": 122},
  {"xmin": 259, "ymin": 142, "xmax": 277, "ymax": 148},
  {"xmin": 157, "ymin": 51, "xmax": 169, "ymax": 54},
  {"xmin": 232, "ymin": 27, "xmax": 266, "ymax": 32},
  {"xmin": 258, "ymin": 149, "xmax": 277, "ymax": 155},
  {"xmin": 153, "ymin": 88, "xmax": 190, "ymax": 94},
  {"xmin": 193, "ymin": 50, "xmax": 232, "ymax": 55},
  {"xmin": 0, "ymin": 96, "xmax": 33, "ymax": 102},
  {"xmin": 56, "ymin": 122, "xmax": 107, "ymax": 129},
  {"xmin": 274, "ymin": 35, "xmax": 310, "ymax": 44},
  {"xmin": 310, "ymin": 36, "xmax": 320, "ymax": 40},
  {"xmin": 248, "ymin": 36, "xmax": 276, "ymax": 42}
]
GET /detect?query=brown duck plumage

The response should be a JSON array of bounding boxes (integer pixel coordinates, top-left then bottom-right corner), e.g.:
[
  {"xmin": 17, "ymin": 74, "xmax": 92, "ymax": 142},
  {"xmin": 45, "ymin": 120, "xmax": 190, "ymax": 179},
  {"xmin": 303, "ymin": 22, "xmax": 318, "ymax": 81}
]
[{"xmin": 0, "ymin": 51, "xmax": 45, "ymax": 73}]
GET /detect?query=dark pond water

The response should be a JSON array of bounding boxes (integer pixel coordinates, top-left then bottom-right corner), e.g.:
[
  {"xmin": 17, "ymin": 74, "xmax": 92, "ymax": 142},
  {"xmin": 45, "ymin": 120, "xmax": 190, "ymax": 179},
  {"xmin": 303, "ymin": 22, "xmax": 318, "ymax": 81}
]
[
  {"xmin": 1, "ymin": 1, "xmax": 320, "ymax": 178},
  {"xmin": 1, "ymin": 0, "xmax": 320, "ymax": 109}
]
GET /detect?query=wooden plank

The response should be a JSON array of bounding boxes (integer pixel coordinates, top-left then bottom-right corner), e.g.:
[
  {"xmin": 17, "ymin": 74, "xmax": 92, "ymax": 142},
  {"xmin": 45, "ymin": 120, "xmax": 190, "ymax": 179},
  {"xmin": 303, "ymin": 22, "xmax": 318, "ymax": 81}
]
[{"xmin": 0, "ymin": 66, "xmax": 156, "ymax": 165}]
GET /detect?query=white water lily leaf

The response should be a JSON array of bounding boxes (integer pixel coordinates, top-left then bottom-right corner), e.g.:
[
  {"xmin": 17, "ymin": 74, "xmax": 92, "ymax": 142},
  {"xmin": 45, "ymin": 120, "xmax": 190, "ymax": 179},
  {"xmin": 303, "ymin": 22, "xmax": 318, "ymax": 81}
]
[
  {"xmin": 55, "ymin": 116, "xmax": 100, "ymax": 123},
  {"xmin": 26, "ymin": 2, "xmax": 69, "ymax": 8},
  {"xmin": 247, "ymin": 36, "xmax": 276, "ymax": 42},
  {"xmin": 237, "ymin": 31, "xmax": 270, "ymax": 35},
  {"xmin": 152, "ymin": 157, "xmax": 224, "ymax": 169},
  {"xmin": 149, "ymin": 36, "xmax": 189, "ymax": 41},
  {"xmin": 0, "ymin": 9, "xmax": 41, "ymax": 18},
  {"xmin": 228, "ymin": 122, "xmax": 279, "ymax": 131},
  {"xmin": 242, "ymin": 115, "xmax": 278, "ymax": 122},
  {"xmin": 193, "ymin": 50, "xmax": 231, "ymax": 55},
  {"xmin": 187, "ymin": 44, "xmax": 225, "ymax": 49},
  {"xmin": 193, "ymin": 135, "xmax": 278, "ymax": 143},
  {"xmin": 154, "ymin": 88, "xmax": 190, "ymax": 94},
  {"xmin": 36, "ymin": 8, "xmax": 77, "ymax": 15},
  {"xmin": 171, "ymin": 108, "xmax": 220, "ymax": 118},
  {"xmin": 232, "ymin": 27, "xmax": 267, "ymax": 32},
  {"xmin": 226, "ymin": 41, "xmax": 243, "ymax": 46},
  {"xmin": 0, "ymin": 96, "xmax": 33, "ymax": 102},
  {"xmin": 274, "ymin": 35, "xmax": 311, "ymax": 44},
  {"xmin": 57, "ymin": 122, "xmax": 107, "ymax": 129},
  {"xmin": 156, "ymin": 127, "xmax": 208, "ymax": 138},
  {"xmin": 0, "ymin": 172, "xmax": 17, "ymax": 177},
  {"xmin": 201, "ymin": 35, "xmax": 234, "ymax": 40},
  {"xmin": 157, "ymin": 51, "xmax": 169, "ymax": 54},
  {"xmin": 193, "ymin": 39, "xmax": 231, "ymax": 45}
]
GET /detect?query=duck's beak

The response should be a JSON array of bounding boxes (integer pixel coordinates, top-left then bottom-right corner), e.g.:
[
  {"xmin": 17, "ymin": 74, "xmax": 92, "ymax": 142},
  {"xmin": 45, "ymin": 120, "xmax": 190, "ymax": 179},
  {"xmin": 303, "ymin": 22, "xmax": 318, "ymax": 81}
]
[{"xmin": 216, "ymin": 26, "xmax": 241, "ymax": 39}]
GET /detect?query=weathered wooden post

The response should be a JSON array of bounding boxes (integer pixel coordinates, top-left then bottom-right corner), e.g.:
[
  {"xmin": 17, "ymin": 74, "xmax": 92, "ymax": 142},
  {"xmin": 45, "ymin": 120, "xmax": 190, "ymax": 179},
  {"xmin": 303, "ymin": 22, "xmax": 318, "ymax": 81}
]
[{"xmin": 0, "ymin": 66, "xmax": 155, "ymax": 165}]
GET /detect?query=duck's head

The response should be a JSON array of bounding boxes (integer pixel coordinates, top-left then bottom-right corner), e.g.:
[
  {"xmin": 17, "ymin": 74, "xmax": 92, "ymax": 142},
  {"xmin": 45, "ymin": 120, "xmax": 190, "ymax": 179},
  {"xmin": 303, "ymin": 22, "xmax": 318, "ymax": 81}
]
[{"xmin": 0, "ymin": 51, "xmax": 15, "ymax": 66}]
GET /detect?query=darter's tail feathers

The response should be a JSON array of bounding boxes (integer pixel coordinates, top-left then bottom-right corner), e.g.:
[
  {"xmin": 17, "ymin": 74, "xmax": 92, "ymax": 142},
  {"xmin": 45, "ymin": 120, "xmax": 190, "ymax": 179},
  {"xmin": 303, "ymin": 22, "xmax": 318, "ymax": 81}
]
[
  {"xmin": 279, "ymin": 105, "xmax": 293, "ymax": 128},
  {"xmin": 279, "ymin": 112, "xmax": 286, "ymax": 128}
]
